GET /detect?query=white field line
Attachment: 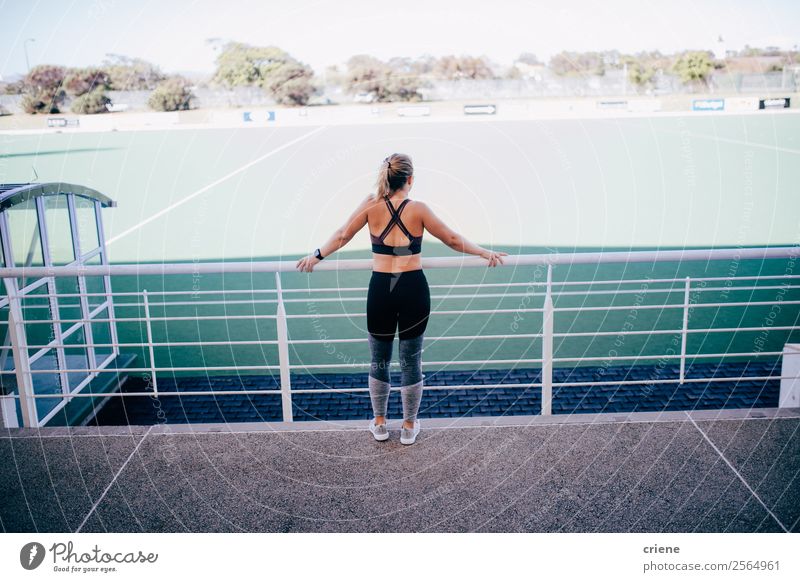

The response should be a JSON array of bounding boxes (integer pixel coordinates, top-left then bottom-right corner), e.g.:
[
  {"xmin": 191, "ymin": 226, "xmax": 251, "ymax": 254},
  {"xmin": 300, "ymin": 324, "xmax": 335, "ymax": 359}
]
[
  {"xmin": 648, "ymin": 127, "xmax": 800, "ymax": 155},
  {"xmin": 687, "ymin": 414, "xmax": 790, "ymax": 532},
  {"xmin": 75, "ymin": 425, "xmax": 153, "ymax": 533},
  {"xmin": 106, "ymin": 125, "xmax": 327, "ymax": 246}
]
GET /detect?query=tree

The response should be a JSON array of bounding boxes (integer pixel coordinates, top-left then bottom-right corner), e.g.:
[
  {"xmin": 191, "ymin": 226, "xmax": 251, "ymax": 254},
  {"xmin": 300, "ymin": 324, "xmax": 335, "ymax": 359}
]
[
  {"xmin": 323, "ymin": 64, "xmax": 345, "ymax": 86},
  {"xmin": 672, "ymin": 50, "xmax": 715, "ymax": 86},
  {"xmin": 549, "ymin": 51, "xmax": 605, "ymax": 76},
  {"xmin": 517, "ymin": 52, "xmax": 541, "ymax": 65},
  {"xmin": 1, "ymin": 79, "xmax": 25, "ymax": 95},
  {"xmin": 343, "ymin": 55, "xmax": 425, "ymax": 102},
  {"xmin": 345, "ymin": 54, "xmax": 388, "ymax": 94},
  {"xmin": 213, "ymin": 42, "xmax": 284, "ymax": 87},
  {"xmin": 432, "ymin": 55, "xmax": 495, "ymax": 80},
  {"xmin": 71, "ymin": 88, "xmax": 112, "ymax": 114},
  {"xmin": 148, "ymin": 77, "xmax": 194, "ymax": 111},
  {"xmin": 64, "ymin": 67, "xmax": 111, "ymax": 96},
  {"xmin": 621, "ymin": 50, "xmax": 671, "ymax": 88},
  {"xmin": 103, "ymin": 54, "xmax": 166, "ymax": 90},
  {"xmin": 627, "ymin": 62, "xmax": 656, "ymax": 87},
  {"xmin": 265, "ymin": 61, "xmax": 317, "ymax": 106},
  {"xmin": 211, "ymin": 42, "xmax": 315, "ymax": 105},
  {"xmin": 56, "ymin": 67, "xmax": 115, "ymax": 115},
  {"xmin": 20, "ymin": 64, "xmax": 67, "ymax": 114}
]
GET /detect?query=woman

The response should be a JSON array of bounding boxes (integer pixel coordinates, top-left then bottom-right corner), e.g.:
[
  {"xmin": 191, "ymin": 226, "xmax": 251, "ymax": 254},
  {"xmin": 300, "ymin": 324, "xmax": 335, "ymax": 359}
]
[{"xmin": 296, "ymin": 153, "xmax": 507, "ymax": 445}]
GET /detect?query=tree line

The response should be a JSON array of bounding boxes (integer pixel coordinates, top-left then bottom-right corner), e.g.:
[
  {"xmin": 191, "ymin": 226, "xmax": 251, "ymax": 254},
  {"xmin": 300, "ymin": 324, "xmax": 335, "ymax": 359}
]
[{"xmin": 2, "ymin": 43, "xmax": 798, "ymax": 115}]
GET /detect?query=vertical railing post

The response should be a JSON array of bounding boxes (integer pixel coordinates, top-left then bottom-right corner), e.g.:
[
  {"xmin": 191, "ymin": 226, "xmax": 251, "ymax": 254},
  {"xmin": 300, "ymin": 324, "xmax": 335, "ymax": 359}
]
[
  {"xmin": 541, "ymin": 264, "xmax": 554, "ymax": 416},
  {"xmin": 679, "ymin": 276, "xmax": 690, "ymax": 384},
  {"xmin": 6, "ymin": 288, "xmax": 38, "ymax": 427},
  {"xmin": 66, "ymin": 194, "xmax": 97, "ymax": 385},
  {"xmin": 0, "ymin": 392, "xmax": 18, "ymax": 428},
  {"xmin": 275, "ymin": 272, "xmax": 293, "ymax": 422},
  {"xmin": 142, "ymin": 289, "xmax": 158, "ymax": 396},
  {"xmin": 94, "ymin": 199, "xmax": 120, "ymax": 361}
]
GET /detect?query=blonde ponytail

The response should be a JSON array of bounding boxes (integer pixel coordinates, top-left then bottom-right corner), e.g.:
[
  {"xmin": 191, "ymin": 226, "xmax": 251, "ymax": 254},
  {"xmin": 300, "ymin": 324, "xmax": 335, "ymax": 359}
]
[{"xmin": 373, "ymin": 153, "xmax": 413, "ymax": 201}]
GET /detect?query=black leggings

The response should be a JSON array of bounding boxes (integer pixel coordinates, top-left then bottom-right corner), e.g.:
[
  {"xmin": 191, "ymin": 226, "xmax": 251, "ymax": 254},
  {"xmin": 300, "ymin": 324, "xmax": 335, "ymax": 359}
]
[{"xmin": 367, "ymin": 269, "xmax": 431, "ymax": 341}]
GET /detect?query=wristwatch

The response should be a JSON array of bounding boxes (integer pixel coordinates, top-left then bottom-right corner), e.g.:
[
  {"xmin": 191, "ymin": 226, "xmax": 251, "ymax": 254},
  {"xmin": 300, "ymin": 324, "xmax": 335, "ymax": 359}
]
[{"xmin": 314, "ymin": 248, "xmax": 325, "ymax": 260}]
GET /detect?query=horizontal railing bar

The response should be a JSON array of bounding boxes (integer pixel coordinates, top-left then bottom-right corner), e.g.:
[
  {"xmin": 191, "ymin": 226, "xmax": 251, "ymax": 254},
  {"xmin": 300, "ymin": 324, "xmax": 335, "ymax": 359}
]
[
  {"xmin": 553, "ymin": 274, "xmax": 800, "ymax": 287},
  {"xmin": 553, "ymin": 351, "xmax": 784, "ymax": 362},
  {"xmin": 0, "ymin": 383, "xmax": 539, "ymax": 398},
  {"xmin": 552, "ymin": 299, "xmax": 800, "ymax": 313},
  {"xmin": 1, "ymin": 348, "xmax": 785, "ymax": 376},
  {"xmin": 286, "ymin": 384, "xmax": 544, "ymax": 393},
  {"xmin": 0, "ymin": 389, "xmax": 276, "ymax": 398},
  {"xmin": 286, "ymin": 292, "xmax": 540, "ymax": 303},
  {"xmin": 10, "ymin": 273, "xmax": 799, "ymax": 302},
  {"xmin": 4, "ymin": 349, "xmax": 783, "ymax": 376},
  {"xmin": 687, "ymin": 325, "xmax": 800, "ymax": 334},
  {"xmin": 555, "ymin": 329, "xmax": 681, "ymax": 338},
  {"xmin": 287, "ymin": 333, "xmax": 544, "ymax": 344},
  {"xmin": 554, "ymin": 283, "xmax": 799, "ymax": 297},
  {"xmin": 10, "ymin": 317, "xmax": 800, "ymax": 338},
  {"xmin": 117, "ymin": 299, "xmax": 279, "ymax": 308},
  {"xmin": 553, "ymin": 304, "xmax": 683, "ymax": 313},
  {"xmin": 693, "ymin": 284, "xmax": 799, "ymax": 293},
  {"xmin": 7, "ymin": 279, "xmax": 798, "ymax": 307},
  {"xmin": 9, "ymin": 289, "xmax": 280, "ymax": 299},
  {"xmin": 20, "ymin": 314, "xmax": 279, "ymax": 324},
  {"xmin": 23, "ymin": 339, "xmax": 282, "ymax": 349},
  {"xmin": 32, "ymin": 334, "xmax": 532, "ymax": 351},
  {"xmin": 18, "ymin": 307, "xmax": 546, "ymax": 326},
  {"xmin": 553, "ymin": 287, "xmax": 680, "ymax": 297},
  {"xmin": 290, "ymin": 358, "xmax": 547, "ymax": 369},
  {"xmin": 15, "ymin": 283, "xmax": 798, "ymax": 311},
  {"xmin": 283, "ymin": 282, "xmax": 546, "ymax": 294},
  {"xmin": 4, "ymin": 375, "xmax": 791, "ymax": 399},
  {"xmin": 1, "ymin": 365, "xmax": 282, "ymax": 374},
  {"xmin": 20, "ymin": 323, "xmax": 798, "ymax": 351},
  {"xmin": 551, "ymin": 375, "xmax": 788, "ymax": 388},
  {"xmin": 684, "ymin": 300, "xmax": 800, "ymax": 309},
  {"xmin": 120, "ymin": 285, "xmax": 800, "ymax": 308},
  {"xmin": 108, "ymin": 291, "xmax": 548, "ymax": 309},
  {"xmin": 287, "ymin": 308, "xmax": 545, "ymax": 319},
  {"xmin": 556, "ymin": 325, "xmax": 800, "ymax": 338},
  {"xmin": 1, "ymin": 247, "xmax": 796, "ymax": 278}
]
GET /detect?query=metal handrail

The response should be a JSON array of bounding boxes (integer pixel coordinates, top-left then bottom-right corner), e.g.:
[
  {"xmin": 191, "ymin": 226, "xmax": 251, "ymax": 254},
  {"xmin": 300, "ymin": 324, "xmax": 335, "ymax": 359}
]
[{"xmin": 0, "ymin": 246, "xmax": 796, "ymax": 278}]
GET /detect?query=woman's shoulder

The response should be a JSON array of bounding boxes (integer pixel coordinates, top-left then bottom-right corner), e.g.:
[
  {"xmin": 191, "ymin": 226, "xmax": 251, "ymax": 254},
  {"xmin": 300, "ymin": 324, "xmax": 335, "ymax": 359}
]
[{"xmin": 407, "ymin": 198, "xmax": 429, "ymax": 212}]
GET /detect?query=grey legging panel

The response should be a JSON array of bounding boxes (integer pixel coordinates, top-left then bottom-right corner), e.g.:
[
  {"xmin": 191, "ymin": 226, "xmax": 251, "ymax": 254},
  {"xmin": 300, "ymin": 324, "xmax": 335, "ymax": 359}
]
[{"xmin": 368, "ymin": 334, "xmax": 424, "ymax": 422}]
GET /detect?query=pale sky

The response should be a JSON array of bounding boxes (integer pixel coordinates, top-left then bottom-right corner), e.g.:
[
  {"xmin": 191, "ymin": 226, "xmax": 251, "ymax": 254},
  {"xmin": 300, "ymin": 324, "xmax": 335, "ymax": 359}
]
[{"xmin": 1, "ymin": 0, "xmax": 798, "ymax": 79}]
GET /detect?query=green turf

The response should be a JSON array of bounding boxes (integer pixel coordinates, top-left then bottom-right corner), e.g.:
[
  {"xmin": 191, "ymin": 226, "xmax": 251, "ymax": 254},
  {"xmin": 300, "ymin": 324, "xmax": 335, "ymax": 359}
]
[
  {"xmin": 1, "ymin": 114, "xmax": 798, "ymax": 385},
  {"xmin": 1, "ymin": 114, "xmax": 798, "ymax": 262}
]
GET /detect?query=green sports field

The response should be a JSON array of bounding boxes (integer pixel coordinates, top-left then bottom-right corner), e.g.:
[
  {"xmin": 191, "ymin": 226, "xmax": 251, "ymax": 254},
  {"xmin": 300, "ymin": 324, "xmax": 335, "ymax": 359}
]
[{"xmin": 1, "ymin": 113, "xmax": 798, "ymax": 382}]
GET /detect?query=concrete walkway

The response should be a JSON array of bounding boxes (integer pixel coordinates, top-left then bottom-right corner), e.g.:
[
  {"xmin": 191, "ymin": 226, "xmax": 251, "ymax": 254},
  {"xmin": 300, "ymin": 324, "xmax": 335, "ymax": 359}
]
[{"xmin": 2, "ymin": 409, "xmax": 798, "ymax": 533}]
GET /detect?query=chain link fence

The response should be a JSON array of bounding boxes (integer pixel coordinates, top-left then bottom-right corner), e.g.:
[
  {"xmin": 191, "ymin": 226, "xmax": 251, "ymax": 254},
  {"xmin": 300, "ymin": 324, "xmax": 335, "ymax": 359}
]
[{"xmin": 1, "ymin": 71, "xmax": 796, "ymax": 114}]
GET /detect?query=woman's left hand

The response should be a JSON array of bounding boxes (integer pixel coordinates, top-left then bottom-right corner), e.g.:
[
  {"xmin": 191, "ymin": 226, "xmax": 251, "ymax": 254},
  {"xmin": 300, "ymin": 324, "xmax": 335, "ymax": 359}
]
[{"xmin": 296, "ymin": 254, "xmax": 321, "ymax": 273}]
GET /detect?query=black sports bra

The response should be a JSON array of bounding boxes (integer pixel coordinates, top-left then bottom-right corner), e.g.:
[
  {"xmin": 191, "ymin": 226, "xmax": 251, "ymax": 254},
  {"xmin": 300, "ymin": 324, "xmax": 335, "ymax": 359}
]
[{"xmin": 370, "ymin": 197, "xmax": 423, "ymax": 256}]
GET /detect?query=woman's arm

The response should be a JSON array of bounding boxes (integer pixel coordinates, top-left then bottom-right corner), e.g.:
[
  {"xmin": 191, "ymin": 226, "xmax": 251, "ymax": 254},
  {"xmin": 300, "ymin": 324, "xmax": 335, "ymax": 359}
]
[
  {"xmin": 418, "ymin": 201, "xmax": 508, "ymax": 267},
  {"xmin": 296, "ymin": 195, "xmax": 373, "ymax": 272}
]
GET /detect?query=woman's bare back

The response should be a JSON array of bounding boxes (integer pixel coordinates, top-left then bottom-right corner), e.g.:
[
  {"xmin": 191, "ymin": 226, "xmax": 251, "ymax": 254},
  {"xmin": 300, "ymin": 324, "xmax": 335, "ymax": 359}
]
[{"xmin": 368, "ymin": 195, "xmax": 424, "ymax": 272}]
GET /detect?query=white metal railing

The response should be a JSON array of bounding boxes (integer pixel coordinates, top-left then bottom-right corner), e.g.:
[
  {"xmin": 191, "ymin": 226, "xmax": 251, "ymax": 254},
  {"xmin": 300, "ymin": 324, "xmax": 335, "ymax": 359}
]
[{"xmin": 1, "ymin": 246, "xmax": 798, "ymax": 427}]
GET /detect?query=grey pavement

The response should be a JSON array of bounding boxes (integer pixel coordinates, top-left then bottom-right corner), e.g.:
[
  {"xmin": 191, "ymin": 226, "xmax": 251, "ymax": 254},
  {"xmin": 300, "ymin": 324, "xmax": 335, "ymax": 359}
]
[{"xmin": 2, "ymin": 409, "xmax": 798, "ymax": 533}]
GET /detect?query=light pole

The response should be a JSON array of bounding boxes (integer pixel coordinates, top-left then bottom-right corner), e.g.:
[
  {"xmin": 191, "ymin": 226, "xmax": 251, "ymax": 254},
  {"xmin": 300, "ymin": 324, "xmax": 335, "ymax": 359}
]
[{"xmin": 24, "ymin": 38, "xmax": 35, "ymax": 73}]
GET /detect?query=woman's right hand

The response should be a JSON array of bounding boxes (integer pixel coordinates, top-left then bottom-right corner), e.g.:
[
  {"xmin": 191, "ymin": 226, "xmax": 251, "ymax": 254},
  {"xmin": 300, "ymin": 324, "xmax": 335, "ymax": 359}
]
[{"xmin": 480, "ymin": 249, "xmax": 508, "ymax": 267}]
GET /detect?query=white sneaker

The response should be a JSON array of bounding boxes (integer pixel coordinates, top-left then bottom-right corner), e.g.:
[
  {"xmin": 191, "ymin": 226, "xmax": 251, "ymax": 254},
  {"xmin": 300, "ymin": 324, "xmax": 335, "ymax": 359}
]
[
  {"xmin": 400, "ymin": 419, "xmax": 421, "ymax": 445},
  {"xmin": 369, "ymin": 419, "xmax": 389, "ymax": 441}
]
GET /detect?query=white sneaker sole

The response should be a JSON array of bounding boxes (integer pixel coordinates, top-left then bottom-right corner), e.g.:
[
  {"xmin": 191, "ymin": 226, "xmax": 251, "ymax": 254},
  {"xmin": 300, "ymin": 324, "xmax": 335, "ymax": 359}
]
[
  {"xmin": 369, "ymin": 423, "xmax": 389, "ymax": 441},
  {"xmin": 400, "ymin": 426, "xmax": 420, "ymax": 445}
]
